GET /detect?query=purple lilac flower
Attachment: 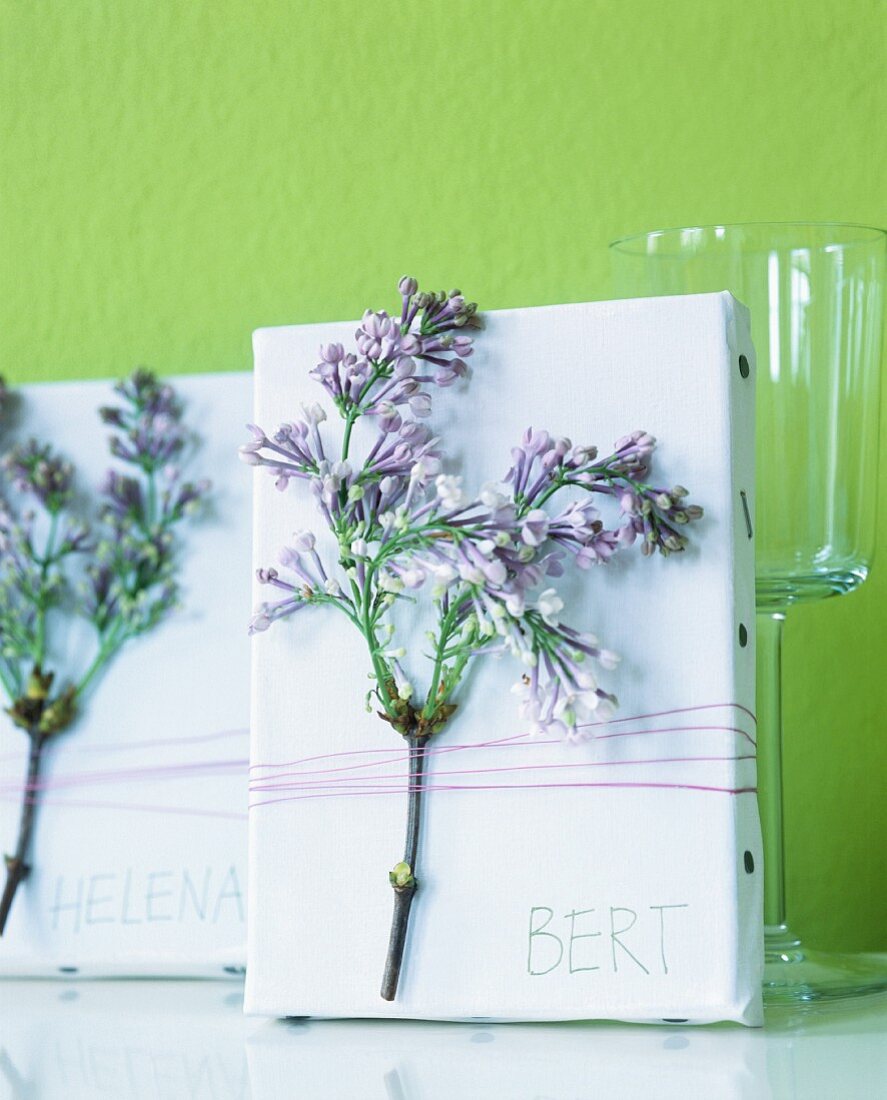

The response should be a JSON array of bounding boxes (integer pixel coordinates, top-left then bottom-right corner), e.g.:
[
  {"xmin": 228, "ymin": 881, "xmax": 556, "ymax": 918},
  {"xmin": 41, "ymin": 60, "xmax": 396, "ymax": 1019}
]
[
  {"xmin": 306, "ymin": 284, "xmax": 477, "ymax": 422},
  {"xmin": 88, "ymin": 370, "xmax": 211, "ymax": 638},
  {"xmin": 1, "ymin": 441, "xmax": 74, "ymax": 513},
  {"xmin": 100, "ymin": 368, "xmax": 188, "ymax": 470},
  {"xmin": 0, "ymin": 506, "xmax": 42, "ymax": 660}
]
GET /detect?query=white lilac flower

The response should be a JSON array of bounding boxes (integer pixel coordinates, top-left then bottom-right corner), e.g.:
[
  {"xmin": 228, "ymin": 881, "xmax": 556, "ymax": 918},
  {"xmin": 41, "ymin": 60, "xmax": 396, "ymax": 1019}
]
[
  {"xmin": 378, "ymin": 571, "xmax": 404, "ymax": 594},
  {"xmin": 479, "ymin": 482, "xmax": 510, "ymax": 511},
  {"xmin": 391, "ymin": 659, "xmax": 414, "ymax": 701},
  {"xmin": 400, "ymin": 567, "xmax": 426, "ymax": 589},
  {"xmin": 435, "ymin": 474, "xmax": 466, "ymax": 511},
  {"xmin": 505, "ymin": 591, "xmax": 526, "ymax": 617},
  {"xmin": 458, "ymin": 561, "xmax": 486, "ymax": 586},
  {"xmin": 432, "ymin": 562, "xmax": 458, "ymax": 586},
  {"xmin": 536, "ymin": 588, "xmax": 564, "ymax": 626}
]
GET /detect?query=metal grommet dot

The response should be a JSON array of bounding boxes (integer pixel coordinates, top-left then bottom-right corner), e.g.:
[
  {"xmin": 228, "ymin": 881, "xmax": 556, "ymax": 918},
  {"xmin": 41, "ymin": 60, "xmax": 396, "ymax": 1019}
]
[
  {"xmin": 738, "ymin": 623, "xmax": 748, "ymax": 647},
  {"xmin": 738, "ymin": 354, "xmax": 750, "ymax": 379},
  {"xmin": 744, "ymin": 851, "xmax": 755, "ymax": 874}
]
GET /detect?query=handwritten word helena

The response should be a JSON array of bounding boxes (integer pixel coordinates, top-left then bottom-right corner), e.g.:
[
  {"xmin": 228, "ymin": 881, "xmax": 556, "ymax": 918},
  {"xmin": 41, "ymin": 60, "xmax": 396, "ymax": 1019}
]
[
  {"xmin": 47, "ymin": 866, "xmax": 245, "ymax": 932},
  {"xmin": 527, "ymin": 903, "xmax": 689, "ymax": 976}
]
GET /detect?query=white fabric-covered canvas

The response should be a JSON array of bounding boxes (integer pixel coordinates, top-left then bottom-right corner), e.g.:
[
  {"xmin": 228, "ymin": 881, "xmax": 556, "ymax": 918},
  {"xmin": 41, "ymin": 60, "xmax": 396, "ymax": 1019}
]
[
  {"xmin": 246, "ymin": 293, "xmax": 762, "ymax": 1024},
  {"xmin": 0, "ymin": 373, "xmax": 251, "ymax": 976}
]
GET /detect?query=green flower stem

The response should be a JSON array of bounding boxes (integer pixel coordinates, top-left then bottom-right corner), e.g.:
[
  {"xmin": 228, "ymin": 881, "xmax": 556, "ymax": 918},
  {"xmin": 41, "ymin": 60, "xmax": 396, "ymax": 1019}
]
[
  {"xmin": 338, "ymin": 384, "xmax": 365, "ymax": 530},
  {"xmin": 0, "ymin": 656, "xmax": 20, "ymax": 701},
  {"xmin": 32, "ymin": 612, "xmax": 46, "ymax": 668},
  {"xmin": 359, "ymin": 583, "xmax": 395, "ymax": 718},
  {"xmin": 0, "ymin": 726, "xmax": 44, "ymax": 936},
  {"xmin": 445, "ymin": 643, "xmax": 473, "ymax": 698},
  {"xmin": 372, "ymin": 524, "xmax": 477, "ymax": 575},
  {"xmin": 75, "ymin": 622, "xmax": 126, "ymax": 699},
  {"xmin": 341, "ymin": 411, "xmax": 357, "ymax": 465},
  {"xmin": 422, "ymin": 599, "xmax": 462, "ymax": 719},
  {"xmin": 32, "ymin": 511, "xmax": 61, "ymax": 666},
  {"xmin": 339, "ymin": 359, "xmax": 387, "ymax": 502},
  {"xmin": 146, "ymin": 470, "xmax": 158, "ymax": 528},
  {"xmin": 530, "ymin": 466, "xmax": 664, "ymax": 516}
]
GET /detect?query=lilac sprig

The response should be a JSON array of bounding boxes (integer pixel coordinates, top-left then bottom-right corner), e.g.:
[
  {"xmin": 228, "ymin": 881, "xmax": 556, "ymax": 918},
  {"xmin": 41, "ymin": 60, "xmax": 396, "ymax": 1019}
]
[
  {"xmin": 84, "ymin": 371, "xmax": 211, "ymax": 671},
  {"xmin": 0, "ymin": 370, "xmax": 209, "ymax": 936},
  {"xmin": 245, "ymin": 279, "xmax": 704, "ymax": 744},
  {"xmin": 507, "ymin": 427, "xmax": 703, "ymax": 559}
]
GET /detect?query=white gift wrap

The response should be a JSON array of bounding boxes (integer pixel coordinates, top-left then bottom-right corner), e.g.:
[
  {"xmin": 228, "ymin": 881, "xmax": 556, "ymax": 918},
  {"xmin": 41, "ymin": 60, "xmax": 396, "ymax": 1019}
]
[
  {"xmin": 246, "ymin": 293, "xmax": 762, "ymax": 1024},
  {"xmin": 0, "ymin": 373, "xmax": 252, "ymax": 976}
]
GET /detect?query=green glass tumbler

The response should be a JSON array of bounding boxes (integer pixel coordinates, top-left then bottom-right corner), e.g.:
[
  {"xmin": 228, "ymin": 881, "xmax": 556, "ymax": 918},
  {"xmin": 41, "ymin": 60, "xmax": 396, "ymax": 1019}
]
[{"xmin": 611, "ymin": 223, "xmax": 886, "ymax": 1004}]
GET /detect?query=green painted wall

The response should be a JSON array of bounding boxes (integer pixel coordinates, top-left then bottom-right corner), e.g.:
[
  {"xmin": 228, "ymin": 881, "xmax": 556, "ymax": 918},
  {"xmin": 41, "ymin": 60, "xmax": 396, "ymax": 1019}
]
[{"xmin": 1, "ymin": 0, "xmax": 884, "ymax": 949}]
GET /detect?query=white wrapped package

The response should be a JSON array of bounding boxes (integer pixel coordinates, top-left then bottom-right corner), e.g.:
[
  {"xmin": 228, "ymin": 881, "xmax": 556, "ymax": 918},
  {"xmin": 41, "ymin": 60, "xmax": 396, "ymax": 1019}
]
[
  {"xmin": 0, "ymin": 372, "xmax": 251, "ymax": 976},
  {"xmin": 246, "ymin": 293, "xmax": 762, "ymax": 1024}
]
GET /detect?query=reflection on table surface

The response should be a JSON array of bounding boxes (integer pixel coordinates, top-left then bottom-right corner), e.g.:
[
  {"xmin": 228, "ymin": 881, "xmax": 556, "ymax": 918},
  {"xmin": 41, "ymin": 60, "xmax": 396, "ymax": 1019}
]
[{"xmin": 0, "ymin": 977, "xmax": 885, "ymax": 1099}]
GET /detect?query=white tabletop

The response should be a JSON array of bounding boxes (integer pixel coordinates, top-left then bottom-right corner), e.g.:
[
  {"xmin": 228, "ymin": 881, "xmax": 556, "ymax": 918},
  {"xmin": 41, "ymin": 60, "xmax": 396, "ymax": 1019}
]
[{"xmin": 0, "ymin": 978, "xmax": 885, "ymax": 1099}]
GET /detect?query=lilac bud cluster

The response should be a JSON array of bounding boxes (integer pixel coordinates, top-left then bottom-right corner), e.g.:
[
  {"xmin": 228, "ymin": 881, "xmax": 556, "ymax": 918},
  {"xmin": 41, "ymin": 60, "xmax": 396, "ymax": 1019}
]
[
  {"xmin": 0, "ymin": 505, "xmax": 42, "ymax": 665},
  {"xmin": 308, "ymin": 279, "xmax": 476, "ymax": 424},
  {"xmin": 99, "ymin": 368, "xmax": 188, "ymax": 471},
  {"xmin": 1, "ymin": 440, "xmax": 74, "ymax": 513},
  {"xmin": 508, "ymin": 427, "xmax": 702, "ymax": 559},
  {"xmin": 89, "ymin": 371, "xmax": 210, "ymax": 639}
]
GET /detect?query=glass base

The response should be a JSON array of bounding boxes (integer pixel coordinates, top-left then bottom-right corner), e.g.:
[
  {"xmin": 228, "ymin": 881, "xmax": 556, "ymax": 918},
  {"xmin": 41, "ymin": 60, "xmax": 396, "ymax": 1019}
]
[
  {"xmin": 764, "ymin": 925, "xmax": 887, "ymax": 1005},
  {"xmin": 755, "ymin": 567, "xmax": 867, "ymax": 612}
]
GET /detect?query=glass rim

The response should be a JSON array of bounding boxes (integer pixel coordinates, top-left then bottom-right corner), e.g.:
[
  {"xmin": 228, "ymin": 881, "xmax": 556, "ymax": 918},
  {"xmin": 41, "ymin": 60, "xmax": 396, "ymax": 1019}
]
[{"xmin": 609, "ymin": 221, "xmax": 887, "ymax": 253}]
